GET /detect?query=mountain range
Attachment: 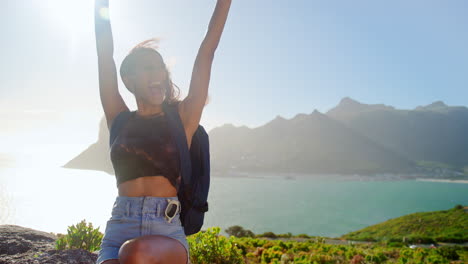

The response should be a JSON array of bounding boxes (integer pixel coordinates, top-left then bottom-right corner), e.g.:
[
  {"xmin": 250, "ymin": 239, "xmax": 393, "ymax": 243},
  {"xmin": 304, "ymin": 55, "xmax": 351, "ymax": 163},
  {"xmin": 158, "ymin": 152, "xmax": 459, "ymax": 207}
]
[{"xmin": 63, "ymin": 98, "xmax": 468, "ymax": 177}]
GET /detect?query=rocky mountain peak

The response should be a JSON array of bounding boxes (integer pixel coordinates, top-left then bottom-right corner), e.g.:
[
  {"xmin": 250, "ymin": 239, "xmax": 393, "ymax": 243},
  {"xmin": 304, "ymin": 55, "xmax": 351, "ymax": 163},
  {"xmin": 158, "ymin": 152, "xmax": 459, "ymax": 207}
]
[
  {"xmin": 311, "ymin": 109, "xmax": 322, "ymax": 115},
  {"xmin": 415, "ymin": 101, "xmax": 448, "ymax": 111},
  {"xmin": 338, "ymin": 97, "xmax": 361, "ymax": 107},
  {"xmin": 327, "ymin": 97, "xmax": 394, "ymax": 121},
  {"xmin": 273, "ymin": 115, "xmax": 286, "ymax": 121}
]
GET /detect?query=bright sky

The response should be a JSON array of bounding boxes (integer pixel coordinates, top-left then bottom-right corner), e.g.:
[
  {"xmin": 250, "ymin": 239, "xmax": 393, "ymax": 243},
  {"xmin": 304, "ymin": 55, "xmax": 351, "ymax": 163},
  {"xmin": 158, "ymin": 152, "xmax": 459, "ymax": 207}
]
[{"xmin": 1, "ymin": 0, "xmax": 468, "ymax": 165}]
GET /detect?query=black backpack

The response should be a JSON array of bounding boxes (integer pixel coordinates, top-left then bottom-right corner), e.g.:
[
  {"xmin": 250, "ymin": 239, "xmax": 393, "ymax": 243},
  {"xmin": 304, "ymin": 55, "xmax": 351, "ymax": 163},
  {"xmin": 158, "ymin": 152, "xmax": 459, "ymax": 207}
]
[
  {"xmin": 109, "ymin": 104, "xmax": 210, "ymax": 236},
  {"xmin": 162, "ymin": 103, "xmax": 210, "ymax": 235}
]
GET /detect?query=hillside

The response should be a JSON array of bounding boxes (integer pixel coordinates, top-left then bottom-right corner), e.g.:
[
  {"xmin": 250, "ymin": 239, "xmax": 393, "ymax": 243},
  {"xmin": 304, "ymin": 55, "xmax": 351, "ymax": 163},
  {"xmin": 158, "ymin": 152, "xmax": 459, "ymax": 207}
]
[
  {"xmin": 63, "ymin": 97, "xmax": 468, "ymax": 177},
  {"xmin": 62, "ymin": 117, "xmax": 114, "ymax": 175},
  {"xmin": 341, "ymin": 205, "xmax": 468, "ymax": 243},
  {"xmin": 210, "ymin": 110, "xmax": 413, "ymax": 174},
  {"xmin": 327, "ymin": 98, "xmax": 468, "ymax": 171}
]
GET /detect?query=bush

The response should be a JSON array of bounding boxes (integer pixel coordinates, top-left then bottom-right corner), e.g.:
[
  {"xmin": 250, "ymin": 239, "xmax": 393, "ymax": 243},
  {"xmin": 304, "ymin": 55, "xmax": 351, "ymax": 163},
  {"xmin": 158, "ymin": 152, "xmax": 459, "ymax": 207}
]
[
  {"xmin": 436, "ymin": 246, "xmax": 463, "ymax": 261},
  {"xmin": 387, "ymin": 241, "xmax": 406, "ymax": 248},
  {"xmin": 261, "ymin": 247, "xmax": 283, "ymax": 263},
  {"xmin": 225, "ymin": 225, "xmax": 255, "ymax": 238},
  {"xmin": 188, "ymin": 227, "xmax": 245, "ymax": 264},
  {"xmin": 277, "ymin": 232, "xmax": 292, "ymax": 238},
  {"xmin": 55, "ymin": 219, "xmax": 103, "ymax": 252},
  {"xmin": 257, "ymin": 231, "xmax": 277, "ymax": 238},
  {"xmin": 351, "ymin": 254, "xmax": 365, "ymax": 264}
]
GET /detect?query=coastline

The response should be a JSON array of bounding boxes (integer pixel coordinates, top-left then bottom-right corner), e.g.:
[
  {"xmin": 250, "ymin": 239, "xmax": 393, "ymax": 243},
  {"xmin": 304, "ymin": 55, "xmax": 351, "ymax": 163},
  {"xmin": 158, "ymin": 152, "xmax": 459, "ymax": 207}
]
[
  {"xmin": 415, "ymin": 178, "xmax": 468, "ymax": 184},
  {"xmin": 213, "ymin": 171, "xmax": 468, "ymax": 183}
]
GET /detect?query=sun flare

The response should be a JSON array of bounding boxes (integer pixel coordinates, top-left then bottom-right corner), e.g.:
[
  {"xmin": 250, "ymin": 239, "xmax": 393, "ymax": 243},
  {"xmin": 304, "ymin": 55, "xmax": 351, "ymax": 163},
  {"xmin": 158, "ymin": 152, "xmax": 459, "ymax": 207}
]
[{"xmin": 40, "ymin": 0, "xmax": 95, "ymax": 33}]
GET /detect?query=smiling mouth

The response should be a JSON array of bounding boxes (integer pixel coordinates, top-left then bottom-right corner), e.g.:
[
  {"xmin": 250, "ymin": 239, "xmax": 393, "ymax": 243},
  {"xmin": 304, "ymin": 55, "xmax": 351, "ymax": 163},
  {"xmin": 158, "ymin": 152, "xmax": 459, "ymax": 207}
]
[
  {"xmin": 149, "ymin": 87, "xmax": 162, "ymax": 95},
  {"xmin": 148, "ymin": 83, "xmax": 164, "ymax": 96}
]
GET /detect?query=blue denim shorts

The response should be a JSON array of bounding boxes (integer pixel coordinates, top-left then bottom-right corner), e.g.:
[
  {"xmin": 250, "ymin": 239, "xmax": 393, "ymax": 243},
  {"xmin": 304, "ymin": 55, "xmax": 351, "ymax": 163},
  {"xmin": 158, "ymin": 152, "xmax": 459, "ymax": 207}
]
[{"xmin": 96, "ymin": 196, "xmax": 189, "ymax": 264}]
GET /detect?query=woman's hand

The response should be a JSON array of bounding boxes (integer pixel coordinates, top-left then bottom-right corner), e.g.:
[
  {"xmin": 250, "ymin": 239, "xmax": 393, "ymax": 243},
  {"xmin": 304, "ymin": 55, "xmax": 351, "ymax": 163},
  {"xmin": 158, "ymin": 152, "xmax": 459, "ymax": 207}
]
[
  {"xmin": 178, "ymin": 0, "xmax": 232, "ymax": 139},
  {"xmin": 95, "ymin": 0, "xmax": 114, "ymax": 58},
  {"xmin": 202, "ymin": 0, "xmax": 232, "ymax": 53},
  {"xmin": 94, "ymin": 0, "xmax": 129, "ymax": 129}
]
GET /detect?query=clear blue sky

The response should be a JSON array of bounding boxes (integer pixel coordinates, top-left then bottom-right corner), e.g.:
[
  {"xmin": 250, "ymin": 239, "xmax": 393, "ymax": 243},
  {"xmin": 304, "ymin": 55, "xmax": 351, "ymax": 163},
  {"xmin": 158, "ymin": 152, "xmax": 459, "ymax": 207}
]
[{"xmin": 1, "ymin": 0, "xmax": 468, "ymax": 164}]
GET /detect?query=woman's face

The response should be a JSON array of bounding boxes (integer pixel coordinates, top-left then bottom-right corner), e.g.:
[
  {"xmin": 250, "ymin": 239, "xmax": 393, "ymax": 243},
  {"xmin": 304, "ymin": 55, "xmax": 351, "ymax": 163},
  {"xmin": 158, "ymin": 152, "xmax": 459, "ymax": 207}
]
[{"xmin": 132, "ymin": 50, "xmax": 169, "ymax": 106}]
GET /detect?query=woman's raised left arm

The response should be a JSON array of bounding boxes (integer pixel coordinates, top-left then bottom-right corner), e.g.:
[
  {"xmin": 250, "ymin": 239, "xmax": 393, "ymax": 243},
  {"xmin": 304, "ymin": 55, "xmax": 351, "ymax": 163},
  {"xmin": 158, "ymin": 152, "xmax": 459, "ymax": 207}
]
[{"xmin": 179, "ymin": 0, "xmax": 232, "ymax": 136}]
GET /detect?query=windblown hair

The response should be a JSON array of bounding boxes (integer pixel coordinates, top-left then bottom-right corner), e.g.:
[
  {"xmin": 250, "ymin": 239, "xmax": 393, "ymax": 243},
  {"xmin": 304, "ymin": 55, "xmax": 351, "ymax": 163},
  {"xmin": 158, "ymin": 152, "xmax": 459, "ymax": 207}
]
[{"xmin": 120, "ymin": 38, "xmax": 180, "ymax": 105}]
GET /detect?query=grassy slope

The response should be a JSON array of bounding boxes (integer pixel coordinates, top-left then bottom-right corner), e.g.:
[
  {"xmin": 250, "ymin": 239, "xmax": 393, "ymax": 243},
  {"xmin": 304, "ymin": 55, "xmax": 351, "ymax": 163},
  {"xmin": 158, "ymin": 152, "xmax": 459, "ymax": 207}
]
[{"xmin": 341, "ymin": 206, "xmax": 468, "ymax": 243}]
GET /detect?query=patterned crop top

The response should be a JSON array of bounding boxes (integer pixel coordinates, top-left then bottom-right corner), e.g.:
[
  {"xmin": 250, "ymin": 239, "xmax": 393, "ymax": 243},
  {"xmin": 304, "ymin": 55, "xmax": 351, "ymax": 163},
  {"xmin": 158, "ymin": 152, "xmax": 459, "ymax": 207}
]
[{"xmin": 109, "ymin": 111, "xmax": 181, "ymax": 190}]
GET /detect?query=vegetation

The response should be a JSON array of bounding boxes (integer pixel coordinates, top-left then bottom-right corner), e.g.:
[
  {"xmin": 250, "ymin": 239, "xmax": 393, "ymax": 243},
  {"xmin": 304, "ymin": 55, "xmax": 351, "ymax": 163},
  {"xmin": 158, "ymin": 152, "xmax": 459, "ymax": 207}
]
[
  {"xmin": 216, "ymin": 222, "xmax": 467, "ymax": 263},
  {"xmin": 55, "ymin": 219, "xmax": 103, "ymax": 252},
  {"xmin": 187, "ymin": 227, "xmax": 245, "ymax": 264},
  {"xmin": 55, "ymin": 204, "xmax": 467, "ymax": 263},
  {"xmin": 341, "ymin": 205, "xmax": 468, "ymax": 244},
  {"xmin": 226, "ymin": 225, "xmax": 255, "ymax": 238},
  {"xmin": 215, "ymin": 235, "xmax": 467, "ymax": 264},
  {"xmin": 223, "ymin": 227, "xmax": 330, "ymax": 241}
]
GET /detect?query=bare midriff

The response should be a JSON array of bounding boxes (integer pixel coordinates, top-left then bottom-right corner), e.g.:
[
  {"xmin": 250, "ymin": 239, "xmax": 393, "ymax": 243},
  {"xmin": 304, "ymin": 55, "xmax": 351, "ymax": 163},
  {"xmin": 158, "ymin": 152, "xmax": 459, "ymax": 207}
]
[{"xmin": 117, "ymin": 175, "xmax": 177, "ymax": 197}]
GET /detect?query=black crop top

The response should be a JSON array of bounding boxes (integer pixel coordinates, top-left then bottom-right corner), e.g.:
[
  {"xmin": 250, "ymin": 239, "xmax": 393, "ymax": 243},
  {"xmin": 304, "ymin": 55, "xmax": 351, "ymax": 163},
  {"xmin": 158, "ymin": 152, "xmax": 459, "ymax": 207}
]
[{"xmin": 109, "ymin": 111, "xmax": 181, "ymax": 190}]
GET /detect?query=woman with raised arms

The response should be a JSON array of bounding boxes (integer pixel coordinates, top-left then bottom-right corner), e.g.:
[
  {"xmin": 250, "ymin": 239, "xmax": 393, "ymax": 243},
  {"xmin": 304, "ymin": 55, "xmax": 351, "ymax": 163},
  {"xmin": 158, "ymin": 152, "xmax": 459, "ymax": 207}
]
[{"xmin": 94, "ymin": 1, "xmax": 231, "ymax": 263}]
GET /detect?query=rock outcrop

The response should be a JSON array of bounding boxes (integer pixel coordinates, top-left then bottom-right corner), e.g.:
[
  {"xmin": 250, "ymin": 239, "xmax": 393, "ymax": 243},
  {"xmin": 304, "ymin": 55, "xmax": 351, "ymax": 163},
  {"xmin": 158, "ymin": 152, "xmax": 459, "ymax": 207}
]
[{"xmin": 0, "ymin": 225, "xmax": 98, "ymax": 264}]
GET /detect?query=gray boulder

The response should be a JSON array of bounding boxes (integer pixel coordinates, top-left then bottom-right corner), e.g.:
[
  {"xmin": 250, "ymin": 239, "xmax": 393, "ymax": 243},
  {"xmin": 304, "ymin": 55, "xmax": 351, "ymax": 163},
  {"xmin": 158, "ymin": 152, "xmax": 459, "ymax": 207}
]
[{"xmin": 0, "ymin": 225, "xmax": 98, "ymax": 264}]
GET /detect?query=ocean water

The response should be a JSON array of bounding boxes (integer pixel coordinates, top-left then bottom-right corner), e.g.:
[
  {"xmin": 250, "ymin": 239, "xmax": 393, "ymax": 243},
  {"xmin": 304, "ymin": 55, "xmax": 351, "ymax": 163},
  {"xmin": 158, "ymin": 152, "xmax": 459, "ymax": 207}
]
[{"xmin": 0, "ymin": 166, "xmax": 467, "ymax": 237}]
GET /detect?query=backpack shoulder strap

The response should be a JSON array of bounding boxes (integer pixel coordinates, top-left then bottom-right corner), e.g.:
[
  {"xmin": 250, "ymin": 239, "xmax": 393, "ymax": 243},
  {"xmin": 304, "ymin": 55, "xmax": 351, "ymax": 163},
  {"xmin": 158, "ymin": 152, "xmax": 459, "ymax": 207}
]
[
  {"xmin": 198, "ymin": 126, "xmax": 210, "ymax": 173},
  {"xmin": 162, "ymin": 103, "xmax": 192, "ymax": 186},
  {"xmin": 191, "ymin": 125, "xmax": 210, "ymax": 175},
  {"xmin": 109, "ymin": 111, "xmax": 132, "ymax": 147}
]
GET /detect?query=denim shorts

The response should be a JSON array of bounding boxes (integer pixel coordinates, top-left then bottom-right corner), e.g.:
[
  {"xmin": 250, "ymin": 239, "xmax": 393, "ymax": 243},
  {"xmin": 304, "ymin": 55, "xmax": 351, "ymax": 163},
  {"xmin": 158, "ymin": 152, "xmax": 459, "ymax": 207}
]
[{"xmin": 96, "ymin": 196, "xmax": 189, "ymax": 264}]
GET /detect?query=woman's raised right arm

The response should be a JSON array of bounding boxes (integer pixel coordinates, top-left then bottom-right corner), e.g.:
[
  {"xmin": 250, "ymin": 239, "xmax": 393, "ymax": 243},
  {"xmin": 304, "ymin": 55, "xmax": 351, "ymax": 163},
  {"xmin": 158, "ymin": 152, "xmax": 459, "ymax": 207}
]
[{"xmin": 95, "ymin": 0, "xmax": 129, "ymax": 130}]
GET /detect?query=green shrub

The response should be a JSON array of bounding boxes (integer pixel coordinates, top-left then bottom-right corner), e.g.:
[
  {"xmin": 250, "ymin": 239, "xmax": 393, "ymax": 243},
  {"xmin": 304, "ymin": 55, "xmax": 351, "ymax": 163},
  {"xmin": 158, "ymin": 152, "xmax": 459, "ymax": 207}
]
[
  {"xmin": 188, "ymin": 227, "xmax": 245, "ymax": 264},
  {"xmin": 387, "ymin": 241, "xmax": 406, "ymax": 248},
  {"xmin": 313, "ymin": 237, "xmax": 326, "ymax": 243},
  {"xmin": 262, "ymin": 241, "xmax": 276, "ymax": 249},
  {"xmin": 261, "ymin": 247, "xmax": 283, "ymax": 263},
  {"xmin": 277, "ymin": 232, "xmax": 292, "ymax": 238},
  {"xmin": 436, "ymin": 246, "xmax": 463, "ymax": 261},
  {"xmin": 189, "ymin": 233, "xmax": 465, "ymax": 264},
  {"xmin": 364, "ymin": 251, "xmax": 388, "ymax": 264},
  {"xmin": 246, "ymin": 238, "xmax": 266, "ymax": 248},
  {"xmin": 277, "ymin": 240, "xmax": 290, "ymax": 250},
  {"xmin": 292, "ymin": 242, "xmax": 311, "ymax": 253},
  {"xmin": 257, "ymin": 231, "xmax": 277, "ymax": 238},
  {"xmin": 230, "ymin": 236, "xmax": 249, "ymax": 255},
  {"xmin": 55, "ymin": 219, "xmax": 103, "ymax": 252},
  {"xmin": 225, "ymin": 225, "xmax": 255, "ymax": 238},
  {"xmin": 424, "ymin": 254, "xmax": 450, "ymax": 264}
]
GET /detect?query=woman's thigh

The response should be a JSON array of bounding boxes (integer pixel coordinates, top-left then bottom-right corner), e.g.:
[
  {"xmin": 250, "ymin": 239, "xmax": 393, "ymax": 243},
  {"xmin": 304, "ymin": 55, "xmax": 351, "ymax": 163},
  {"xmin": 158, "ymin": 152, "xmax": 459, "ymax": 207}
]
[
  {"xmin": 97, "ymin": 215, "xmax": 140, "ymax": 264},
  {"xmin": 119, "ymin": 235, "xmax": 188, "ymax": 264},
  {"xmin": 98, "ymin": 196, "xmax": 189, "ymax": 264}
]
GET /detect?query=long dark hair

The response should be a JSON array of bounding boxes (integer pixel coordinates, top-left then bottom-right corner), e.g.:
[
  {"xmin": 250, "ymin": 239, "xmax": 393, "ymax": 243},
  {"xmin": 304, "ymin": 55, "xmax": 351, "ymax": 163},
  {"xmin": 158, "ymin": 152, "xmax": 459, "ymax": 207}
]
[{"xmin": 120, "ymin": 38, "xmax": 180, "ymax": 105}]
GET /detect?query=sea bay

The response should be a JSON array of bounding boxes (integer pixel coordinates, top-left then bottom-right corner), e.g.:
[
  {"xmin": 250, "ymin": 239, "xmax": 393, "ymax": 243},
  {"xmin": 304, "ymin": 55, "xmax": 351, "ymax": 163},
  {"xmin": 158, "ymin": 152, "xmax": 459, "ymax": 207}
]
[{"xmin": 0, "ymin": 166, "xmax": 467, "ymax": 237}]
